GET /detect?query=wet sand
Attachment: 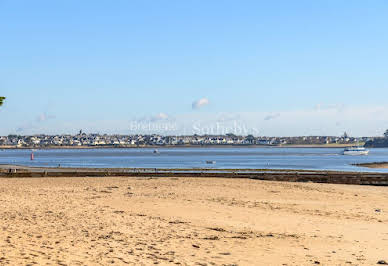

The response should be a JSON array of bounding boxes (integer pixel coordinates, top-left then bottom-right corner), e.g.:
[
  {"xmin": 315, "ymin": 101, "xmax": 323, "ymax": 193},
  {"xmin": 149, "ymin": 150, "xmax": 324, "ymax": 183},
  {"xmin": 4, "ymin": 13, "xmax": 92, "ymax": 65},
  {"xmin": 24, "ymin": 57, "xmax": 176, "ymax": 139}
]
[
  {"xmin": 0, "ymin": 177, "xmax": 387, "ymax": 265},
  {"xmin": 356, "ymin": 162, "xmax": 388, "ymax": 169}
]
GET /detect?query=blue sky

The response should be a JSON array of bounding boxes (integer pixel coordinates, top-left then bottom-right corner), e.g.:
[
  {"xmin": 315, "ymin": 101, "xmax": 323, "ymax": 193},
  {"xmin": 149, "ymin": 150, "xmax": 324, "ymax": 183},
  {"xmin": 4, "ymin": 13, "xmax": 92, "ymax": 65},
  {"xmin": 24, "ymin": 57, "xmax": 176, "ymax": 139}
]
[{"xmin": 1, "ymin": 0, "xmax": 388, "ymax": 136}]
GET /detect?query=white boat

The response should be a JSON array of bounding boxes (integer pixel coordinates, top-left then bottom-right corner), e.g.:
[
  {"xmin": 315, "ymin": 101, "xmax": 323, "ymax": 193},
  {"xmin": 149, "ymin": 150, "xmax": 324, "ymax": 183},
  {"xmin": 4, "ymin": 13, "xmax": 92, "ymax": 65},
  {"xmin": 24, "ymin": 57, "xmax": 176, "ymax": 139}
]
[
  {"xmin": 206, "ymin": 160, "xmax": 216, "ymax": 164},
  {"xmin": 342, "ymin": 146, "xmax": 369, "ymax": 155}
]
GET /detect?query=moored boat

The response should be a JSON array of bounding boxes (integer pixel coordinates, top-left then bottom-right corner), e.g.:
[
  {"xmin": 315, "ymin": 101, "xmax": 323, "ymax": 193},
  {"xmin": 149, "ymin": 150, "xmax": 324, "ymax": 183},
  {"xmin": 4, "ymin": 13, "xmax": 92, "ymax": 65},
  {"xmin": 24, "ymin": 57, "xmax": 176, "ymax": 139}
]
[{"xmin": 342, "ymin": 146, "xmax": 369, "ymax": 155}]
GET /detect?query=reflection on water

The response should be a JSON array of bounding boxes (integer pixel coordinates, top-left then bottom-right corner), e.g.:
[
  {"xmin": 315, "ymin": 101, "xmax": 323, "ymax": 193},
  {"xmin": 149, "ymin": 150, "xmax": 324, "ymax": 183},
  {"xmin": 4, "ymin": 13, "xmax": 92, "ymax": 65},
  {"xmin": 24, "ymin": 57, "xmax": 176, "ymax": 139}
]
[{"xmin": 1, "ymin": 147, "xmax": 388, "ymax": 172}]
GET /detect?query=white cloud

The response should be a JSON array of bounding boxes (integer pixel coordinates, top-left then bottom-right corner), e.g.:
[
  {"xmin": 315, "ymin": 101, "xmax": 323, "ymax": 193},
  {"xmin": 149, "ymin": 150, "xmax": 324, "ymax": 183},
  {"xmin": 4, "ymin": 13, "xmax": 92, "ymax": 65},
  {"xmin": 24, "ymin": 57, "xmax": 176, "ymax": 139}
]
[
  {"xmin": 150, "ymin": 112, "xmax": 169, "ymax": 122},
  {"xmin": 192, "ymin": 98, "xmax": 209, "ymax": 110}
]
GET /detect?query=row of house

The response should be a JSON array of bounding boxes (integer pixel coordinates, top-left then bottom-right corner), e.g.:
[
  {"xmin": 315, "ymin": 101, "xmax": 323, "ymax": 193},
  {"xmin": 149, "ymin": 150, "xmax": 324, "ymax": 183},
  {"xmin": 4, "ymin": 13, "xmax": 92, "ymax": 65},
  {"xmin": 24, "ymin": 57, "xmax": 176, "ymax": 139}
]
[{"xmin": 0, "ymin": 133, "xmax": 370, "ymax": 148}]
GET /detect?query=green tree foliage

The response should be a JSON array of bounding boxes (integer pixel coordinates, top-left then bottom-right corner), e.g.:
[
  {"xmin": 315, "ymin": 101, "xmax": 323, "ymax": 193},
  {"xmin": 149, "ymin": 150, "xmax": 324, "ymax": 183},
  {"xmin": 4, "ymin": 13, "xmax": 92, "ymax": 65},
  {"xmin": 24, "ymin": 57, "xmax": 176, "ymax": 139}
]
[
  {"xmin": 0, "ymin": 97, "xmax": 5, "ymax": 106},
  {"xmin": 246, "ymin": 134, "xmax": 255, "ymax": 140}
]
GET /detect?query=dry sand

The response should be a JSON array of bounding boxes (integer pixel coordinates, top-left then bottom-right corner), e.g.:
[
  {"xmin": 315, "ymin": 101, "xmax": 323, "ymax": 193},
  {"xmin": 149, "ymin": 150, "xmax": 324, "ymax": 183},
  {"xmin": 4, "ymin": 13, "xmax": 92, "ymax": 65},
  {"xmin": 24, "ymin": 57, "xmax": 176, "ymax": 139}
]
[{"xmin": 0, "ymin": 177, "xmax": 387, "ymax": 265}]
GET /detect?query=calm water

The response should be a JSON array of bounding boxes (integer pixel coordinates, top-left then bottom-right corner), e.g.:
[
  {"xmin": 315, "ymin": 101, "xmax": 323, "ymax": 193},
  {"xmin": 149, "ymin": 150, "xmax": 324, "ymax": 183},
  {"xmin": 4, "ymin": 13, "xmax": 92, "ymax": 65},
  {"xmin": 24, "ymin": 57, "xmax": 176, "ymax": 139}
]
[{"xmin": 1, "ymin": 147, "xmax": 388, "ymax": 172}]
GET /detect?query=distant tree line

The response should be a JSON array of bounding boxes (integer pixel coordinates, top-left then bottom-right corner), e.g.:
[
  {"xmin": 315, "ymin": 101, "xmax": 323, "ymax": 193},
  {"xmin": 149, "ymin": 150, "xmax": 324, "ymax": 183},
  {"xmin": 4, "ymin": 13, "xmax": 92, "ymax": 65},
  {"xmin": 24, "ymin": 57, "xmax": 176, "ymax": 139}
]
[{"xmin": 364, "ymin": 129, "xmax": 388, "ymax": 147}]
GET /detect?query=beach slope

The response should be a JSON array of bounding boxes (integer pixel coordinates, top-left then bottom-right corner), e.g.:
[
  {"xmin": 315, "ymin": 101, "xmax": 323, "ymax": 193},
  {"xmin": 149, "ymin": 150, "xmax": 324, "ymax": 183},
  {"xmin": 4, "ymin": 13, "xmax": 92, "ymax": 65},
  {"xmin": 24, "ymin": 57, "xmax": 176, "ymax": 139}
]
[{"xmin": 0, "ymin": 177, "xmax": 387, "ymax": 265}]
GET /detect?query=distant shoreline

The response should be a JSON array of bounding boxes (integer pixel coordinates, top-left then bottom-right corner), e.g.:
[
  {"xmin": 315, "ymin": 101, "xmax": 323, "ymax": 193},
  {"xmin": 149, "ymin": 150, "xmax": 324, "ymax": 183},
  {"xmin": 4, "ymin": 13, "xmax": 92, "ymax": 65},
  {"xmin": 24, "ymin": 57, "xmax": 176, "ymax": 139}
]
[{"xmin": 0, "ymin": 144, "xmax": 358, "ymax": 149}]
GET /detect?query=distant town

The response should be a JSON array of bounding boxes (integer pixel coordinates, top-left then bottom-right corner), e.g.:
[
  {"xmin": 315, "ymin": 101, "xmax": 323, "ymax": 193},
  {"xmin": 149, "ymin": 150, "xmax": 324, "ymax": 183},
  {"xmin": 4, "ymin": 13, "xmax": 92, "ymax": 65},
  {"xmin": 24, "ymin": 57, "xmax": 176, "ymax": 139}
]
[{"xmin": 0, "ymin": 131, "xmax": 379, "ymax": 148}]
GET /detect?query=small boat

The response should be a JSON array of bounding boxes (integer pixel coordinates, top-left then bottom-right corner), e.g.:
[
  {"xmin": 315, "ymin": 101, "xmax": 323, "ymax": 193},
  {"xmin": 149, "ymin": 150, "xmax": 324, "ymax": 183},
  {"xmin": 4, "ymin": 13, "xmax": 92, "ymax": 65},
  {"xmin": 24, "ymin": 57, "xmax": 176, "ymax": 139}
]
[
  {"xmin": 153, "ymin": 149, "xmax": 160, "ymax": 154},
  {"xmin": 206, "ymin": 160, "xmax": 216, "ymax": 164},
  {"xmin": 342, "ymin": 146, "xmax": 369, "ymax": 155}
]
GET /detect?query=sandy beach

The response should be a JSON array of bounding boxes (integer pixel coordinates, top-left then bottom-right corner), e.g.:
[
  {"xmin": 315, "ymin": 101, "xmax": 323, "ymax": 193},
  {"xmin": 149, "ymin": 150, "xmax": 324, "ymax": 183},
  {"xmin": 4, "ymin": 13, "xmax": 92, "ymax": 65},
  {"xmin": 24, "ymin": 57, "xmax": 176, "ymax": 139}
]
[{"xmin": 0, "ymin": 176, "xmax": 387, "ymax": 265}]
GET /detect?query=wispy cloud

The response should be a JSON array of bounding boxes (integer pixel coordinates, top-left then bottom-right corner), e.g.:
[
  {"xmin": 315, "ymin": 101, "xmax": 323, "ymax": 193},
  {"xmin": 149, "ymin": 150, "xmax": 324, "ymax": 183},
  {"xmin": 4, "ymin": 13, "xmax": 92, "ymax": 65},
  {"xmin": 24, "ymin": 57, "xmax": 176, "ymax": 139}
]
[
  {"xmin": 314, "ymin": 103, "xmax": 345, "ymax": 113},
  {"xmin": 192, "ymin": 98, "xmax": 209, "ymax": 110},
  {"xmin": 264, "ymin": 113, "xmax": 280, "ymax": 121},
  {"xmin": 129, "ymin": 113, "xmax": 173, "ymax": 123},
  {"xmin": 216, "ymin": 113, "xmax": 241, "ymax": 122},
  {"xmin": 36, "ymin": 113, "xmax": 56, "ymax": 122},
  {"xmin": 150, "ymin": 112, "xmax": 170, "ymax": 122},
  {"xmin": 16, "ymin": 123, "xmax": 34, "ymax": 133},
  {"xmin": 16, "ymin": 112, "xmax": 56, "ymax": 133},
  {"xmin": 8, "ymin": 105, "xmax": 388, "ymax": 137}
]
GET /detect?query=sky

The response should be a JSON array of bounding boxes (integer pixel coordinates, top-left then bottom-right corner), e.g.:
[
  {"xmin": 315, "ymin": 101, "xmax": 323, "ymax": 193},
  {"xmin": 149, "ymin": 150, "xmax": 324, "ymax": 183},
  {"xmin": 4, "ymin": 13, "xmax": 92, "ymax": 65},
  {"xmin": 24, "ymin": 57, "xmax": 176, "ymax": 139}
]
[{"xmin": 1, "ymin": 0, "xmax": 388, "ymax": 136}]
